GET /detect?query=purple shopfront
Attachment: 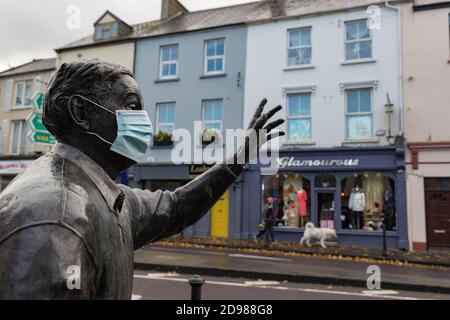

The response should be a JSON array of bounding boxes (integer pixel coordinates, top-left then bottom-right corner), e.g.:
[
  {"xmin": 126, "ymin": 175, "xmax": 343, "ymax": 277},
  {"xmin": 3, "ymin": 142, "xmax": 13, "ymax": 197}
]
[{"xmin": 241, "ymin": 145, "xmax": 408, "ymax": 250}]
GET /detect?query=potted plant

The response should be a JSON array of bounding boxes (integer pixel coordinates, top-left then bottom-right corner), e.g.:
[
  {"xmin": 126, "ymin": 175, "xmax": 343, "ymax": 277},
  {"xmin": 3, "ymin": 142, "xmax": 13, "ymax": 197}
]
[
  {"xmin": 153, "ymin": 130, "xmax": 173, "ymax": 146},
  {"xmin": 201, "ymin": 128, "xmax": 221, "ymax": 146}
]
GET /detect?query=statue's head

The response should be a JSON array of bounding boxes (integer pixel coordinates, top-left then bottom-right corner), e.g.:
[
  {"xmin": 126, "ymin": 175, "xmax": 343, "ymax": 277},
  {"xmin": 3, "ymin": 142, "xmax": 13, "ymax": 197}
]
[{"xmin": 43, "ymin": 59, "xmax": 148, "ymax": 175}]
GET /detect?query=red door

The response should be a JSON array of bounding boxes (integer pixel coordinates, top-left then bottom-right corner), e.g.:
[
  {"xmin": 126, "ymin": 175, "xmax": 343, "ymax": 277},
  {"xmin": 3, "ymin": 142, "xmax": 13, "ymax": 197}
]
[{"xmin": 425, "ymin": 191, "xmax": 450, "ymax": 248}]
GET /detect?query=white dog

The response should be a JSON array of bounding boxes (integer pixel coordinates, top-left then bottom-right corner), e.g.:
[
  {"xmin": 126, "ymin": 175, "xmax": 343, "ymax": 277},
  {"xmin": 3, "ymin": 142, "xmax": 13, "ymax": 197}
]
[{"xmin": 300, "ymin": 222, "xmax": 337, "ymax": 248}]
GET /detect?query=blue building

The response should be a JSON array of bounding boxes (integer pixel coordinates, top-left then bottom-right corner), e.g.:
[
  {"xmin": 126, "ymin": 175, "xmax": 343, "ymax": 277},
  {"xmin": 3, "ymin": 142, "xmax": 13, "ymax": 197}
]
[{"xmin": 129, "ymin": 1, "xmax": 254, "ymax": 239}]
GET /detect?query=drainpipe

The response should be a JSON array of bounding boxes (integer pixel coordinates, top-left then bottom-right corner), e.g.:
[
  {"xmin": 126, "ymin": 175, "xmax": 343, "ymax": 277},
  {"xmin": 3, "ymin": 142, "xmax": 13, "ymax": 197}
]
[{"xmin": 385, "ymin": 1, "xmax": 404, "ymax": 136}]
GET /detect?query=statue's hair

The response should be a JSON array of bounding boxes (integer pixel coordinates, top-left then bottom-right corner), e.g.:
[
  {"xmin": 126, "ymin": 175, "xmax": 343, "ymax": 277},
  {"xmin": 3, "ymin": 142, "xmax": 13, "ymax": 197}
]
[{"xmin": 43, "ymin": 59, "xmax": 133, "ymax": 140}]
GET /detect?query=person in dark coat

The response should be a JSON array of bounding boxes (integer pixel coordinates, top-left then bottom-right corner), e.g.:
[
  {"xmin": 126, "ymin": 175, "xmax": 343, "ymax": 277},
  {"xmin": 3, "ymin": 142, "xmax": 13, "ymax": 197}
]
[{"xmin": 255, "ymin": 197, "xmax": 276, "ymax": 244}]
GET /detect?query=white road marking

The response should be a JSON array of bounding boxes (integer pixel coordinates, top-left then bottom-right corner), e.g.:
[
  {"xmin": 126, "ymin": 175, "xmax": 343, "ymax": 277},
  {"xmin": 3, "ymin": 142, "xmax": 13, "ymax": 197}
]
[
  {"xmin": 131, "ymin": 294, "xmax": 142, "ymax": 300},
  {"xmin": 362, "ymin": 290, "xmax": 399, "ymax": 295},
  {"xmin": 228, "ymin": 253, "xmax": 291, "ymax": 262},
  {"xmin": 133, "ymin": 274, "xmax": 424, "ymax": 300},
  {"xmin": 244, "ymin": 281, "xmax": 281, "ymax": 286}
]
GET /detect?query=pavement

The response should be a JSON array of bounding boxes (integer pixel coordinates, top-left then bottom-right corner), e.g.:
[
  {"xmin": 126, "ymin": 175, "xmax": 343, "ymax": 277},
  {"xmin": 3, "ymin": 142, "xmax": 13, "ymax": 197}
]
[
  {"xmin": 132, "ymin": 270, "xmax": 450, "ymax": 300},
  {"xmin": 134, "ymin": 244, "xmax": 450, "ymax": 294}
]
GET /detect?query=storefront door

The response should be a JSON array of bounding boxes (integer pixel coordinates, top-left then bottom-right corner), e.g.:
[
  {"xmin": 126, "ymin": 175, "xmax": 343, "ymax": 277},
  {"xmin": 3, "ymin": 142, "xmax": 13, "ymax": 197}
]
[
  {"xmin": 425, "ymin": 191, "xmax": 450, "ymax": 248},
  {"xmin": 316, "ymin": 192, "xmax": 335, "ymax": 229}
]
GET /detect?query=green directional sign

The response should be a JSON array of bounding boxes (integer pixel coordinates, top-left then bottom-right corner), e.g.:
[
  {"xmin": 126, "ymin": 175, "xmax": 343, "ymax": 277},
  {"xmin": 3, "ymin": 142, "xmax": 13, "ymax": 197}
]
[
  {"xmin": 29, "ymin": 131, "xmax": 56, "ymax": 145},
  {"xmin": 27, "ymin": 112, "xmax": 47, "ymax": 132},
  {"xmin": 32, "ymin": 92, "xmax": 44, "ymax": 111}
]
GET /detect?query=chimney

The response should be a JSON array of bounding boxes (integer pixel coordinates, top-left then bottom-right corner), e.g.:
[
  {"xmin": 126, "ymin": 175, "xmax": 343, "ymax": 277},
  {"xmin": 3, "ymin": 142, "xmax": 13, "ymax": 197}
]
[
  {"xmin": 161, "ymin": 0, "xmax": 188, "ymax": 21},
  {"xmin": 267, "ymin": 0, "xmax": 285, "ymax": 18}
]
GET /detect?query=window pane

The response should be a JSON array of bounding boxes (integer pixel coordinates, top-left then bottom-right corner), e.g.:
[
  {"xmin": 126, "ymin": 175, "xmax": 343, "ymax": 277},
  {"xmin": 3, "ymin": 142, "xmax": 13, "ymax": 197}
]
[
  {"xmin": 288, "ymin": 119, "xmax": 311, "ymax": 140},
  {"xmin": 15, "ymin": 83, "xmax": 23, "ymax": 106},
  {"xmin": 359, "ymin": 89, "xmax": 372, "ymax": 112},
  {"xmin": 110, "ymin": 23, "xmax": 117, "ymax": 37},
  {"xmin": 170, "ymin": 46, "xmax": 178, "ymax": 60},
  {"xmin": 288, "ymin": 95, "xmax": 300, "ymax": 116},
  {"xmin": 289, "ymin": 30, "xmax": 301, "ymax": 47},
  {"xmin": 346, "ymin": 22, "xmax": 358, "ymax": 40},
  {"xmin": 299, "ymin": 28, "xmax": 311, "ymax": 46},
  {"xmin": 162, "ymin": 64, "xmax": 170, "ymax": 76},
  {"xmin": 206, "ymin": 42, "xmax": 215, "ymax": 56},
  {"xmin": 359, "ymin": 40, "xmax": 372, "ymax": 59},
  {"xmin": 215, "ymin": 58, "xmax": 223, "ymax": 72},
  {"xmin": 345, "ymin": 43, "xmax": 359, "ymax": 60},
  {"xmin": 203, "ymin": 102, "xmax": 213, "ymax": 121},
  {"xmin": 20, "ymin": 121, "xmax": 27, "ymax": 154},
  {"xmin": 299, "ymin": 94, "xmax": 311, "ymax": 116},
  {"xmin": 25, "ymin": 81, "xmax": 33, "ymax": 105},
  {"xmin": 346, "ymin": 90, "xmax": 359, "ymax": 113},
  {"xmin": 158, "ymin": 124, "xmax": 174, "ymax": 134},
  {"xmin": 216, "ymin": 40, "xmax": 224, "ymax": 55},
  {"xmin": 347, "ymin": 115, "xmax": 372, "ymax": 139},
  {"xmin": 207, "ymin": 59, "xmax": 215, "ymax": 72},
  {"xmin": 169, "ymin": 63, "xmax": 177, "ymax": 76},
  {"xmin": 358, "ymin": 21, "xmax": 370, "ymax": 39},
  {"xmin": 162, "ymin": 47, "xmax": 170, "ymax": 61},
  {"xmin": 11, "ymin": 122, "xmax": 20, "ymax": 153}
]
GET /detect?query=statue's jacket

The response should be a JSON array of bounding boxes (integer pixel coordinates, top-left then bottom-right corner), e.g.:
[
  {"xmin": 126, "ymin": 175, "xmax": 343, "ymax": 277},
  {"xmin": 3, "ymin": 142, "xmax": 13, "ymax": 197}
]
[{"xmin": 0, "ymin": 143, "xmax": 239, "ymax": 299}]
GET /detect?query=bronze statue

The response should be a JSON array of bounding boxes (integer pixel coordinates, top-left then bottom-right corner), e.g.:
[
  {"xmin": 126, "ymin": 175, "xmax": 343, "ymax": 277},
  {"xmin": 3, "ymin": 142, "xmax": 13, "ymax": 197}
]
[{"xmin": 0, "ymin": 60, "xmax": 284, "ymax": 299}]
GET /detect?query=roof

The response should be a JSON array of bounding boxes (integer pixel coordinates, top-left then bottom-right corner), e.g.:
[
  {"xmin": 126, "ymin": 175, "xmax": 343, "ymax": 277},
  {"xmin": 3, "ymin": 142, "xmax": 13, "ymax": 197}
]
[
  {"xmin": 55, "ymin": 0, "xmax": 388, "ymax": 52},
  {"xmin": 0, "ymin": 58, "xmax": 56, "ymax": 78}
]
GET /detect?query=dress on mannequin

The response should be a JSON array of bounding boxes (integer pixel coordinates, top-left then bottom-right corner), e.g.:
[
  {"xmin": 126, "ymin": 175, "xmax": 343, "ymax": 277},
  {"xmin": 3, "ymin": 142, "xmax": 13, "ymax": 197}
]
[{"xmin": 297, "ymin": 189, "xmax": 308, "ymax": 227}]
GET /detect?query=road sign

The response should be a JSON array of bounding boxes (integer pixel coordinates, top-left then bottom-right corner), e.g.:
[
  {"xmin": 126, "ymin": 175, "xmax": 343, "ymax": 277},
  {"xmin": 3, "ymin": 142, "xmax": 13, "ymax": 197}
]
[
  {"xmin": 32, "ymin": 92, "xmax": 44, "ymax": 111},
  {"xmin": 28, "ymin": 131, "xmax": 56, "ymax": 145},
  {"xmin": 26, "ymin": 112, "xmax": 47, "ymax": 132}
]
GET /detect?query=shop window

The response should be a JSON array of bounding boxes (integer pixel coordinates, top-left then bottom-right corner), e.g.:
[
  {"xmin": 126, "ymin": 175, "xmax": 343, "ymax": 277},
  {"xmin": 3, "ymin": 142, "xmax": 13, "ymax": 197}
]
[
  {"xmin": 315, "ymin": 173, "xmax": 336, "ymax": 188},
  {"xmin": 425, "ymin": 177, "xmax": 450, "ymax": 191},
  {"xmin": 262, "ymin": 173, "xmax": 311, "ymax": 228},
  {"xmin": 340, "ymin": 173, "xmax": 395, "ymax": 232}
]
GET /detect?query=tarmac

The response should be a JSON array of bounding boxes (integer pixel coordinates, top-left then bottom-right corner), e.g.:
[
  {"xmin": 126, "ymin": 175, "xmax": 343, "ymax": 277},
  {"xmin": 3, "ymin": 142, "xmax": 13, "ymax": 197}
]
[{"xmin": 134, "ymin": 242, "xmax": 450, "ymax": 294}]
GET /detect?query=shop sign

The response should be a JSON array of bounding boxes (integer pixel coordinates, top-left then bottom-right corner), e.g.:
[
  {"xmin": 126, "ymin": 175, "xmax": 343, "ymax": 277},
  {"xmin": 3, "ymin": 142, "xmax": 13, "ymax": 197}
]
[
  {"xmin": 189, "ymin": 164, "xmax": 213, "ymax": 178},
  {"xmin": 0, "ymin": 160, "xmax": 33, "ymax": 174},
  {"xmin": 277, "ymin": 157, "xmax": 360, "ymax": 169}
]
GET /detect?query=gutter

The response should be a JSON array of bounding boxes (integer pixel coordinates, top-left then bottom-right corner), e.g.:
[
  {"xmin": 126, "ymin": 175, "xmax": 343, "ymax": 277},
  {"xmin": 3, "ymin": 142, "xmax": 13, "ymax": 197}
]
[{"xmin": 385, "ymin": 1, "xmax": 404, "ymax": 136}]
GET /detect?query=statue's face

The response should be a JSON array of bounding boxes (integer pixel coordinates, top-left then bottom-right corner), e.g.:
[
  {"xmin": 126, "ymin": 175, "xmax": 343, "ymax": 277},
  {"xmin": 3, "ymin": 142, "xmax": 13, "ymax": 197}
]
[{"xmin": 91, "ymin": 75, "xmax": 144, "ymax": 144}]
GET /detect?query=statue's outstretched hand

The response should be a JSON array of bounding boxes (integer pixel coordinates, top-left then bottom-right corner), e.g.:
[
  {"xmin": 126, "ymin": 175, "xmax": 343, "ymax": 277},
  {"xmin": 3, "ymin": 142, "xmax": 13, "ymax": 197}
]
[{"xmin": 234, "ymin": 98, "xmax": 285, "ymax": 165}]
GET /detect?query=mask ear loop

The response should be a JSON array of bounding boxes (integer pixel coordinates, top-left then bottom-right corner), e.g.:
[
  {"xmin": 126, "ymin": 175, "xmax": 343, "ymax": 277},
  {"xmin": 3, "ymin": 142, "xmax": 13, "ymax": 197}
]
[{"xmin": 66, "ymin": 94, "xmax": 116, "ymax": 146}]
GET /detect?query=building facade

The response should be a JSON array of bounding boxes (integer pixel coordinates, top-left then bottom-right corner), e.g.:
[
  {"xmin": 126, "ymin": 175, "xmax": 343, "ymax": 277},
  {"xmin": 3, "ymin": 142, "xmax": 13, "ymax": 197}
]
[
  {"xmin": 403, "ymin": 0, "xmax": 450, "ymax": 251},
  {"xmin": 243, "ymin": 2, "xmax": 408, "ymax": 249},
  {"xmin": 0, "ymin": 58, "xmax": 56, "ymax": 191}
]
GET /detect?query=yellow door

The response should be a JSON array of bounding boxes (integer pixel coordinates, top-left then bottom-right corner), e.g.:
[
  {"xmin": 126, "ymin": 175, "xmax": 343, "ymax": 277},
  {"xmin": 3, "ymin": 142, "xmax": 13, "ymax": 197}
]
[{"xmin": 210, "ymin": 190, "xmax": 229, "ymax": 238}]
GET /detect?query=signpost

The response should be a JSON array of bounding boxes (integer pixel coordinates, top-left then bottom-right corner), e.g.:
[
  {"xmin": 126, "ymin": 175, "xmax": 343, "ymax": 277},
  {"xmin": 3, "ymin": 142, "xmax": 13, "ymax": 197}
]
[{"xmin": 27, "ymin": 91, "xmax": 56, "ymax": 146}]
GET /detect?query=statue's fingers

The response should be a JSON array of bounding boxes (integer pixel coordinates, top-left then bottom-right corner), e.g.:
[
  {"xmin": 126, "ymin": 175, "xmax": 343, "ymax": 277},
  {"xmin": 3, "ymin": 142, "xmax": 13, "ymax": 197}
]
[
  {"xmin": 253, "ymin": 113, "xmax": 269, "ymax": 130},
  {"xmin": 264, "ymin": 119, "xmax": 285, "ymax": 133},
  {"xmin": 248, "ymin": 98, "xmax": 267, "ymax": 129},
  {"xmin": 266, "ymin": 131, "xmax": 286, "ymax": 142},
  {"xmin": 266, "ymin": 105, "xmax": 283, "ymax": 120}
]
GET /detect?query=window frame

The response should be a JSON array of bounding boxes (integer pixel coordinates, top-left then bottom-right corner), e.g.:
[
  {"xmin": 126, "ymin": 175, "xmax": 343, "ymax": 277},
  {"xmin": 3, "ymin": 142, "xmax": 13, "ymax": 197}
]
[
  {"xmin": 204, "ymin": 38, "xmax": 226, "ymax": 75},
  {"xmin": 13, "ymin": 80, "xmax": 33, "ymax": 108},
  {"xmin": 10, "ymin": 120, "xmax": 27, "ymax": 155},
  {"xmin": 202, "ymin": 99, "xmax": 223, "ymax": 132},
  {"xmin": 156, "ymin": 102, "xmax": 176, "ymax": 135},
  {"xmin": 344, "ymin": 19, "xmax": 372, "ymax": 61},
  {"xmin": 159, "ymin": 44, "xmax": 179, "ymax": 79},
  {"xmin": 287, "ymin": 27, "xmax": 313, "ymax": 67},
  {"xmin": 286, "ymin": 92, "xmax": 313, "ymax": 141},
  {"xmin": 344, "ymin": 87, "xmax": 374, "ymax": 140}
]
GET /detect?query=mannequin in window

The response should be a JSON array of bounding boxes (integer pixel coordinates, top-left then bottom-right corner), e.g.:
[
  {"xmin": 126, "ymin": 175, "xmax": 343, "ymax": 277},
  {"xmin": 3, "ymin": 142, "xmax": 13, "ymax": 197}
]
[
  {"xmin": 348, "ymin": 185, "xmax": 365, "ymax": 229},
  {"xmin": 283, "ymin": 200, "xmax": 297, "ymax": 227},
  {"xmin": 297, "ymin": 188, "xmax": 308, "ymax": 227}
]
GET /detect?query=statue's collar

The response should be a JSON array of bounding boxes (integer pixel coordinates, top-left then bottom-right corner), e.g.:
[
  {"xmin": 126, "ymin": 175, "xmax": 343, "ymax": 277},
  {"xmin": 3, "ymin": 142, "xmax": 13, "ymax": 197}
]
[{"xmin": 52, "ymin": 143, "xmax": 125, "ymax": 213}]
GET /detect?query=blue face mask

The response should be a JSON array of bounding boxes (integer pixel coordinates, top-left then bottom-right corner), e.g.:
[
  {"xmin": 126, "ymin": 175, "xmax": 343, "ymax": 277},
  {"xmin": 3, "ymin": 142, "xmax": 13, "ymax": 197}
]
[{"xmin": 73, "ymin": 95, "xmax": 153, "ymax": 162}]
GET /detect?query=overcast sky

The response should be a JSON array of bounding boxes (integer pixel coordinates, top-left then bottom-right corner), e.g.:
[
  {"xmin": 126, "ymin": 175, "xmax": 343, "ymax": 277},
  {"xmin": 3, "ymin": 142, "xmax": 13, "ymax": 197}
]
[{"xmin": 0, "ymin": 0, "xmax": 256, "ymax": 72}]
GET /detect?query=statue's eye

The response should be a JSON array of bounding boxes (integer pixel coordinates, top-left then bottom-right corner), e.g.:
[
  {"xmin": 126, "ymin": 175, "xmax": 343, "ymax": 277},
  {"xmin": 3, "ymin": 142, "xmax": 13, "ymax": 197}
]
[{"xmin": 127, "ymin": 104, "xmax": 137, "ymax": 110}]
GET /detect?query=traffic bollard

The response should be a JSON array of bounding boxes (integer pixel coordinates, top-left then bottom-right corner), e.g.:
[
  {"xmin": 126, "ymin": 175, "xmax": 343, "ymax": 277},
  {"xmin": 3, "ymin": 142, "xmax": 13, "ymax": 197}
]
[{"xmin": 189, "ymin": 275, "xmax": 205, "ymax": 300}]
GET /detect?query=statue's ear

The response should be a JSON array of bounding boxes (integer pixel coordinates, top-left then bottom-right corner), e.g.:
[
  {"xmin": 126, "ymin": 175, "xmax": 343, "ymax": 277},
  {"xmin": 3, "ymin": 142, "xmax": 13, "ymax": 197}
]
[{"xmin": 67, "ymin": 95, "xmax": 90, "ymax": 131}]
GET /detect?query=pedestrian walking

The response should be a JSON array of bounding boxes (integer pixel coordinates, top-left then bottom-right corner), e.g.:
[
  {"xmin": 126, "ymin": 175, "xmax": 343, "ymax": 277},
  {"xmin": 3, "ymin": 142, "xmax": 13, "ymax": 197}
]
[{"xmin": 255, "ymin": 197, "xmax": 276, "ymax": 244}]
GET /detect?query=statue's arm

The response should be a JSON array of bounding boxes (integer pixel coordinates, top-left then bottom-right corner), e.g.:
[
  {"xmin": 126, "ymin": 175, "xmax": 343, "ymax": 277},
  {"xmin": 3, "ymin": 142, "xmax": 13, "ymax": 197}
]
[
  {"xmin": 0, "ymin": 224, "xmax": 96, "ymax": 299},
  {"xmin": 127, "ymin": 98, "xmax": 284, "ymax": 249}
]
